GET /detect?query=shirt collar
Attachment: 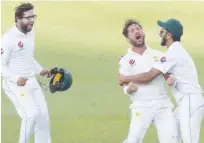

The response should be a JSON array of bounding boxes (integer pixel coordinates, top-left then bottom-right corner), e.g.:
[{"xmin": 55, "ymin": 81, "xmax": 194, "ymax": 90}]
[
  {"xmin": 12, "ymin": 24, "xmax": 32, "ymax": 36},
  {"xmin": 127, "ymin": 45, "xmax": 151, "ymax": 55}
]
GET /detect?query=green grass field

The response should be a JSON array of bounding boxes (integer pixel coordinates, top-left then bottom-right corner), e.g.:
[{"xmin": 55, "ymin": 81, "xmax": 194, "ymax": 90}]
[{"xmin": 1, "ymin": 1, "xmax": 204, "ymax": 143}]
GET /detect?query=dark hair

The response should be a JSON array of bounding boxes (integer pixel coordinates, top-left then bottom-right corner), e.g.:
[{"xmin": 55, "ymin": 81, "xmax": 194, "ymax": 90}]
[
  {"xmin": 122, "ymin": 19, "xmax": 142, "ymax": 37},
  {"xmin": 165, "ymin": 29, "xmax": 181, "ymax": 42},
  {"xmin": 172, "ymin": 35, "xmax": 181, "ymax": 42},
  {"xmin": 15, "ymin": 2, "xmax": 34, "ymax": 22}
]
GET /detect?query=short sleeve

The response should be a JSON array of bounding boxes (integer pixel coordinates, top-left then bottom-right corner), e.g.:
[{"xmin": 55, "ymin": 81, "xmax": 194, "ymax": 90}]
[
  {"xmin": 153, "ymin": 51, "xmax": 177, "ymax": 74},
  {"xmin": 118, "ymin": 56, "xmax": 130, "ymax": 75}
]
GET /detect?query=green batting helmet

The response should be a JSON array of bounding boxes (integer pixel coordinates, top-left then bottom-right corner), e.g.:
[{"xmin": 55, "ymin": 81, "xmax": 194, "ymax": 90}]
[{"xmin": 49, "ymin": 67, "xmax": 73, "ymax": 93}]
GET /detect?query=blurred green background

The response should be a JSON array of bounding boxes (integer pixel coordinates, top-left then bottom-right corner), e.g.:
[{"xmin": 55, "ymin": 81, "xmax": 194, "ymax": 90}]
[{"xmin": 1, "ymin": 1, "xmax": 204, "ymax": 143}]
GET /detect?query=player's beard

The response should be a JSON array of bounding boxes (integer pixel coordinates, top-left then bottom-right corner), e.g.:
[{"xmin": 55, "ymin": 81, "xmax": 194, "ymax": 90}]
[
  {"xmin": 161, "ymin": 35, "xmax": 167, "ymax": 46},
  {"xmin": 130, "ymin": 37, "xmax": 145, "ymax": 48},
  {"xmin": 20, "ymin": 22, "xmax": 34, "ymax": 33}
]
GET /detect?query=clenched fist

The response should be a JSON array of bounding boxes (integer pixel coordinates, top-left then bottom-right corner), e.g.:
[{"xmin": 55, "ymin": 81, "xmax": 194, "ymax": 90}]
[
  {"xmin": 17, "ymin": 77, "xmax": 28, "ymax": 86},
  {"xmin": 166, "ymin": 75, "xmax": 176, "ymax": 86},
  {"xmin": 40, "ymin": 69, "xmax": 51, "ymax": 78},
  {"xmin": 126, "ymin": 82, "xmax": 138, "ymax": 94}
]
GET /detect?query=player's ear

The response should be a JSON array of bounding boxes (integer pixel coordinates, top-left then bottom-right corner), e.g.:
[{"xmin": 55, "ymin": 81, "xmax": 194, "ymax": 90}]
[
  {"xmin": 166, "ymin": 32, "xmax": 172, "ymax": 39},
  {"xmin": 16, "ymin": 17, "xmax": 21, "ymax": 22}
]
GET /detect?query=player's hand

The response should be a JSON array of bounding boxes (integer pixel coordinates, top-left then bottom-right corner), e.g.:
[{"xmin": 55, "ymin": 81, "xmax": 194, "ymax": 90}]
[
  {"xmin": 40, "ymin": 69, "xmax": 51, "ymax": 78},
  {"xmin": 17, "ymin": 77, "xmax": 28, "ymax": 86},
  {"xmin": 163, "ymin": 73, "xmax": 171, "ymax": 80},
  {"xmin": 126, "ymin": 82, "xmax": 138, "ymax": 94},
  {"xmin": 166, "ymin": 75, "xmax": 176, "ymax": 86}
]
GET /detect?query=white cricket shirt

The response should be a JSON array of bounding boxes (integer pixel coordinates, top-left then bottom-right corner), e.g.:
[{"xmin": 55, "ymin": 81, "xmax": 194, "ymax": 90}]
[
  {"xmin": 119, "ymin": 46, "xmax": 168, "ymax": 102},
  {"xmin": 154, "ymin": 42, "xmax": 203, "ymax": 103},
  {"xmin": 1, "ymin": 25, "xmax": 43, "ymax": 83}
]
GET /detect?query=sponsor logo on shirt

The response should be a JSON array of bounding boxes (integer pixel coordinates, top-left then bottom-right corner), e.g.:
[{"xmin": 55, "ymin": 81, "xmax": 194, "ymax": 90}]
[
  {"xmin": 135, "ymin": 112, "xmax": 140, "ymax": 117},
  {"xmin": 20, "ymin": 92, "xmax": 26, "ymax": 96},
  {"xmin": 153, "ymin": 56, "xmax": 159, "ymax": 61},
  {"xmin": 129, "ymin": 58, "xmax": 136, "ymax": 66},
  {"xmin": 160, "ymin": 56, "xmax": 167, "ymax": 63},
  {"xmin": 18, "ymin": 41, "xmax": 24, "ymax": 48}
]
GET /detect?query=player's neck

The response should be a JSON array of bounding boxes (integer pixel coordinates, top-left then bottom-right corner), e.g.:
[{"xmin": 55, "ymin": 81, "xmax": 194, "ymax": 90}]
[
  {"xmin": 166, "ymin": 40, "xmax": 174, "ymax": 49},
  {"xmin": 16, "ymin": 23, "xmax": 27, "ymax": 35},
  {"xmin": 131, "ymin": 45, "xmax": 147, "ymax": 55}
]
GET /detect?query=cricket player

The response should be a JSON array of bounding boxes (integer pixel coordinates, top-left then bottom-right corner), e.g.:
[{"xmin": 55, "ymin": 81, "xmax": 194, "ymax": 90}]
[
  {"xmin": 119, "ymin": 19, "xmax": 178, "ymax": 143},
  {"xmin": 1, "ymin": 3, "xmax": 51, "ymax": 143},
  {"xmin": 120, "ymin": 18, "xmax": 204, "ymax": 143}
]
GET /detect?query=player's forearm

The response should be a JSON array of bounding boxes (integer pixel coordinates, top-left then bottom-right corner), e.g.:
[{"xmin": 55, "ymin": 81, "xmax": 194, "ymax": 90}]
[
  {"xmin": 122, "ymin": 68, "xmax": 162, "ymax": 84},
  {"xmin": 125, "ymin": 73, "xmax": 153, "ymax": 84}
]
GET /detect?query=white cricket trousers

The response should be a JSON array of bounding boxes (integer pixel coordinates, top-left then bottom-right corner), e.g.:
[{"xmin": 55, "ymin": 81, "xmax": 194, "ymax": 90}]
[
  {"xmin": 174, "ymin": 93, "xmax": 204, "ymax": 143},
  {"xmin": 2, "ymin": 77, "xmax": 51, "ymax": 143},
  {"xmin": 123, "ymin": 99, "xmax": 178, "ymax": 143}
]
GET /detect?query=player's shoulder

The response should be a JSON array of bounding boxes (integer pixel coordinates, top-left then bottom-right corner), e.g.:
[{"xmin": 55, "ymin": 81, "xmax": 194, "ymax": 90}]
[
  {"xmin": 2, "ymin": 26, "xmax": 16, "ymax": 41},
  {"xmin": 2, "ymin": 32, "xmax": 12, "ymax": 44},
  {"xmin": 145, "ymin": 46, "xmax": 165, "ymax": 62},
  {"xmin": 149, "ymin": 47, "xmax": 164, "ymax": 55},
  {"xmin": 118, "ymin": 52, "xmax": 131, "ymax": 64}
]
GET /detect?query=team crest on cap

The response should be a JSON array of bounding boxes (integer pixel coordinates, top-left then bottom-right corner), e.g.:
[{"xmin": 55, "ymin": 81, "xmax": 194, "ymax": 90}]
[
  {"xmin": 153, "ymin": 56, "xmax": 159, "ymax": 61},
  {"xmin": 129, "ymin": 58, "xmax": 135, "ymax": 66},
  {"xmin": 18, "ymin": 41, "xmax": 23, "ymax": 48},
  {"xmin": 160, "ymin": 56, "xmax": 167, "ymax": 63}
]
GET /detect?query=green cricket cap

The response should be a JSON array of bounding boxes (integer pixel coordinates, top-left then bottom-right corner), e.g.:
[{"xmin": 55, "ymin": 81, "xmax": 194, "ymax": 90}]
[{"xmin": 157, "ymin": 19, "xmax": 183, "ymax": 37}]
